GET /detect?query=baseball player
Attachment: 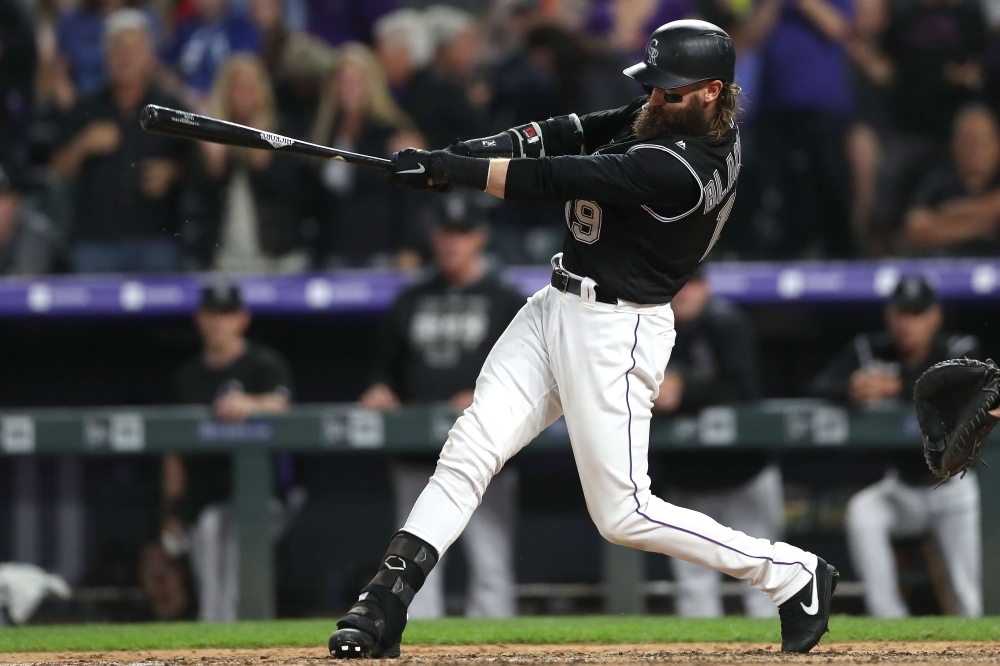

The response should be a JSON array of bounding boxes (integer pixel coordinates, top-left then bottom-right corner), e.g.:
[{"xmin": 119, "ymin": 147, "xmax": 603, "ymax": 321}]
[{"xmin": 329, "ymin": 20, "xmax": 837, "ymax": 657}]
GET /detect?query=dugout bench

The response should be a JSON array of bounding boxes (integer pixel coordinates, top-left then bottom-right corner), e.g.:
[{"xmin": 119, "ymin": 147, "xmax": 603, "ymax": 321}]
[{"xmin": 1, "ymin": 401, "xmax": 997, "ymax": 619}]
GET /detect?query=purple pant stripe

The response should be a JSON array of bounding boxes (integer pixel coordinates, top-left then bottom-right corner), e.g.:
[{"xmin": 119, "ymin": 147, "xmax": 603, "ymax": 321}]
[{"xmin": 623, "ymin": 315, "xmax": 812, "ymax": 577}]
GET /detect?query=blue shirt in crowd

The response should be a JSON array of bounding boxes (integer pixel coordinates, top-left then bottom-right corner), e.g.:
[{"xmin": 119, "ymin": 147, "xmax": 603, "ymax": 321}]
[
  {"xmin": 758, "ymin": 0, "xmax": 854, "ymax": 115},
  {"xmin": 166, "ymin": 11, "xmax": 260, "ymax": 93}
]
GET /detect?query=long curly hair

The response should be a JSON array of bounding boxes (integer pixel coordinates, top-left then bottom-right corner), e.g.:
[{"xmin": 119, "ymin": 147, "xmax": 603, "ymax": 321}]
[{"xmin": 708, "ymin": 82, "xmax": 742, "ymax": 139}]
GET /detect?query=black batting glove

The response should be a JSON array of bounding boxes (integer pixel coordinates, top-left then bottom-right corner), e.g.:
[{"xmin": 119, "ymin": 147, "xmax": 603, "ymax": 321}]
[
  {"xmin": 387, "ymin": 148, "xmax": 441, "ymax": 189},
  {"xmin": 387, "ymin": 148, "xmax": 490, "ymax": 192}
]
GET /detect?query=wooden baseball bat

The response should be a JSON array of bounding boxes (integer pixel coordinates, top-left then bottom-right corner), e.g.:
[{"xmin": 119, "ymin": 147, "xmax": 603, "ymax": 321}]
[{"xmin": 139, "ymin": 104, "xmax": 393, "ymax": 171}]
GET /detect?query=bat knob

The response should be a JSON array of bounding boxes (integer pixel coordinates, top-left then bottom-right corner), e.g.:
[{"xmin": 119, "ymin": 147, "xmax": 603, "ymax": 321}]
[{"xmin": 139, "ymin": 104, "xmax": 159, "ymax": 131}]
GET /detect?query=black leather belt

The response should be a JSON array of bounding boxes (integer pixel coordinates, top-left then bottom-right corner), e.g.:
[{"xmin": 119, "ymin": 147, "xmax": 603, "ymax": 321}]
[{"xmin": 550, "ymin": 271, "xmax": 619, "ymax": 305}]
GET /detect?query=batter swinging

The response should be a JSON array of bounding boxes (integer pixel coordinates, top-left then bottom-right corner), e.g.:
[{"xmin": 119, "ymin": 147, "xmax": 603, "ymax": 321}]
[{"xmin": 329, "ymin": 20, "xmax": 839, "ymax": 657}]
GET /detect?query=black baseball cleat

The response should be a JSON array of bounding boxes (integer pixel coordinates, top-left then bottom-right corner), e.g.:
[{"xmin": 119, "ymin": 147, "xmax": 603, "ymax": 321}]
[
  {"xmin": 779, "ymin": 557, "xmax": 839, "ymax": 653},
  {"xmin": 329, "ymin": 590, "xmax": 404, "ymax": 660},
  {"xmin": 328, "ymin": 627, "xmax": 401, "ymax": 660},
  {"xmin": 328, "ymin": 628, "xmax": 374, "ymax": 659}
]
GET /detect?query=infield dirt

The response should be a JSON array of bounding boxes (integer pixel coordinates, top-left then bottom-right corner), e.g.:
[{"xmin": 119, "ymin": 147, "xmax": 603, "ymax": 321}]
[{"xmin": 2, "ymin": 642, "xmax": 999, "ymax": 665}]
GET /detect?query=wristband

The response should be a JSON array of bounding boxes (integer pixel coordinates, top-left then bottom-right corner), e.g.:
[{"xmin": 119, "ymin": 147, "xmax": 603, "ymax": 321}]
[{"xmin": 430, "ymin": 151, "xmax": 490, "ymax": 191}]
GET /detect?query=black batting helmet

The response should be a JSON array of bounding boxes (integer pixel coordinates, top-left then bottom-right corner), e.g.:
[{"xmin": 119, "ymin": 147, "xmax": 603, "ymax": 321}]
[{"xmin": 624, "ymin": 20, "xmax": 735, "ymax": 90}]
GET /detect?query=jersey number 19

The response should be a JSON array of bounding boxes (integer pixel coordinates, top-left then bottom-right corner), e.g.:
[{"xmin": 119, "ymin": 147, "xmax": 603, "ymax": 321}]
[{"xmin": 565, "ymin": 199, "xmax": 603, "ymax": 244}]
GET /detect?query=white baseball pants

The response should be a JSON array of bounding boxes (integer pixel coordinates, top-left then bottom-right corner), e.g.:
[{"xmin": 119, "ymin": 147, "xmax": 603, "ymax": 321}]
[
  {"xmin": 846, "ymin": 470, "xmax": 981, "ymax": 617},
  {"xmin": 402, "ymin": 285, "xmax": 816, "ymax": 606},
  {"xmin": 668, "ymin": 464, "xmax": 785, "ymax": 617}
]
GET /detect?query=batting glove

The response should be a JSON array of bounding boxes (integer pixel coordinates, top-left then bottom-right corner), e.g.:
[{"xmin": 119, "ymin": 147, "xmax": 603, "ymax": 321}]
[{"xmin": 387, "ymin": 148, "xmax": 442, "ymax": 190}]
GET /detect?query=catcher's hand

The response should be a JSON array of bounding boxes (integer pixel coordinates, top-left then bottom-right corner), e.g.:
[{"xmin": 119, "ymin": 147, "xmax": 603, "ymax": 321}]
[{"xmin": 914, "ymin": 357, "xmax": 1000, "ymax": 481}]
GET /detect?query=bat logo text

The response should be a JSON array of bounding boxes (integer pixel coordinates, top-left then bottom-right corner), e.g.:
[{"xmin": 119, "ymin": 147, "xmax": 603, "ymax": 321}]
[{"xmin": 260, "ymin": 131, "xmax": 294, "ymax": 149}]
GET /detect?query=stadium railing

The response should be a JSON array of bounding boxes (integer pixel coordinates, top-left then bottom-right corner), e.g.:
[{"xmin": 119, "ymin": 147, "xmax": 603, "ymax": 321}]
[{"xmin": 0, "ymin": 402, "xmax": 996, "ymax": 619}]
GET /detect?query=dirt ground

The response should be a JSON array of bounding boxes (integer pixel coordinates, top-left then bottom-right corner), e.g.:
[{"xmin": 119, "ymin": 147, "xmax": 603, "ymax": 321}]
[{"xmin": 2, "ymin": 643, "xmax": 1000, "ymax": 666}]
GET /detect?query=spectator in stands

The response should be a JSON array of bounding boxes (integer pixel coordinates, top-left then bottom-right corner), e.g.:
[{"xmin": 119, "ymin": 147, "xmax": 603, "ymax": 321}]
[
  {"xmin": 55, "ymin": 0, "xmax": 163, "ymax": 101},
  {"xmin": 306, "ymin": 0, "xmax": 397, "ymax": 48},
  {"xmin": 310, "ymin": 43, "xmax": 423, "ymax": 269},
  {"xmin": 0, "ymin": 159, "xmax": 58, "ymax": 275},
  {"xmin": 186, "ymin": 55, "xmax": 312, "ymax": 272},
  {"xmin": 904, "ymin": 104, "xmax": 1000, "ymax": 255},
  {"xmin": 0, "ymin": 0, "xmax": 37, "ymax": 163},
  {"xmin": 160, "ymin": 281, "xmax": 299, "ymax": 621},
  {"xmin": 374, "ymin": 8, "xmax": 477, "ymax": 150},
  {"xmin": 359, "ymin": 194, "xmax": 524, "ymax": 619},
  {"xmin": 875, "ymin": 0, "xmax": 987, "ymax": 237},
  {"xmin": 51, "ymin": 9, "xmax": 189, "ymax": 273},
  {"xmin": 424, "ymin": 5, "xmax": 490, "ymax": 133},
  {"xmin": 248, "ymin": 0, "xmax": 336, "ymax": 138},
  {"xmin": 846, "ymin": 0, "xmax": 892, "ymax": 254},
  {"xmin": 652, "ymin": 269, "xmax": 778, "ymax": 617},
  {"xmin": 753, "ymin": 0, "xmax": 855, "ymax": 258},
  {"xmin": 164, "ymin": 0, "xmax": 261, "ymax": 109},
  {"xmin": 810, "ymin": 276, "xmax": 982, "ymax": 617}
]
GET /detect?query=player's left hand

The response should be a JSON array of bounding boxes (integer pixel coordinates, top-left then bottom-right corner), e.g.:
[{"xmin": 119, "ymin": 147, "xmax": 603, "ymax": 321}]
[{"xmin": 387, "ymin": 148, "xmax": 451, "ymax": 192}]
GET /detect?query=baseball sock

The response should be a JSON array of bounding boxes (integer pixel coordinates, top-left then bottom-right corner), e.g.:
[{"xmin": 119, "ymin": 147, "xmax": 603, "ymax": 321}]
[{"xmin": 337, "ymin": 531, "xmax": 439, "ymax": 647}]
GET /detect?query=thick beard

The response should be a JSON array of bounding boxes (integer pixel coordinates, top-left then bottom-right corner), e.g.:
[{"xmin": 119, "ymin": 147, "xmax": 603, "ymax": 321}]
[{"xmin": 632, "ymin": 102, "xmax": 710, "ymax": 141}]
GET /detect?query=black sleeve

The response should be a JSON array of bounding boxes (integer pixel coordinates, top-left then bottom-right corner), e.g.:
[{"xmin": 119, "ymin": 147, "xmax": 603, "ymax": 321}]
[
  {"xmin": 55, "ymin": 98, "xmax": 98, "ymax": 150},
  {"xmin": 909, "ymin": 165, "xmax": 954, "ymax": 210},
  {"xmin": 255, "ymin": 348, "xmax": 295, "ymax": 399},
  {"xmin": 369, "ymin": 293, "xmax": 411, "ymax": 394},
  {"xmin": 680, "ymin": 307, "xmax": 761, "ymax": 407},
  {"xmin": 175, "ymin": 363, "xmax": 198, "ymax": 404},
  {"xmin": 0, "ymin": 0, "xmax": 36, "ymax": 92},
  {"xmin": 808, "ymin": 339, "xmax": 863, "ymax": 401},
  {"xmin": 504, "ymin": 147, "xmax": 701, "ymax": 207},
  {"xmin": 578, "ymin": 96, "xmax": 647, "ymax": 153}
]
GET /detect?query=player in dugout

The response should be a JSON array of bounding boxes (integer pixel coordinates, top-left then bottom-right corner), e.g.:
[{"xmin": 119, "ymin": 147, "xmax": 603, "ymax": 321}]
[
  {"xmin": 810, "ymin": 275, "xmax": 982, "ymax": 617},
  {"xmin": 359, "ymin": 194, "xmax": 525, "ymax": 619},
  {"xmin": 155, "ymin": 281, "xmax": 304, "ymax": 621},
  {"xmin": 328, "ymin": 19, "xmax": 838, "ymax": 658}
]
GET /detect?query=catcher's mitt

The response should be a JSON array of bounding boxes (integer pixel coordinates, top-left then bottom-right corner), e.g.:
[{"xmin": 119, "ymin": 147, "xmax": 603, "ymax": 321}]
[{"xmin": 914, "ymin": 357, "xmax": 1000, "ymax": 481}]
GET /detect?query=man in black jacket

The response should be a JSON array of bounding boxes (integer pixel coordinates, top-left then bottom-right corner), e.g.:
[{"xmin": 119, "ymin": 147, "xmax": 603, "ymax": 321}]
[
  {"xmin": 810, "ymin": 275, "xmax": 982, "ymax": 617},
  {"xmin": 51, "ymin": 9, "xmax": 190, "ymax": 273},
  {"xmin": 360, "ymin": 194, "xmax": 524, "ymax": 619}
]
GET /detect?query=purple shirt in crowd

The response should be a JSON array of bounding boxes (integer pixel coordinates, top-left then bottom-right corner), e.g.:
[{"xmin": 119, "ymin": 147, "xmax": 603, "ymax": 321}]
[
  {"xmin": 758, "ymin": 0, "xmax": 854, "ymax": 115},
  {"xmin": 305, "ymin": 0, "xmax": 398, "ymax": 46}
]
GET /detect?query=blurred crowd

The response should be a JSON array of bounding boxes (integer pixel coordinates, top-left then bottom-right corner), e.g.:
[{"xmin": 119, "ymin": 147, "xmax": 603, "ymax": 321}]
[{"xmin": 5, "ymin": 0, "xmax": 1000, "ymax": 274}]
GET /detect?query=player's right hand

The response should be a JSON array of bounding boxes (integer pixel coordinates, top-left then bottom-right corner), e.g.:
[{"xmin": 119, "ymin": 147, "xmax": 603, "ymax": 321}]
[
  {"xmin": 387, "ymin": 148, "xmax": 453, "ymax": 193},
  {"xmin": 387, "ymin": 148, "xmax": 437, "ymax": 189}
]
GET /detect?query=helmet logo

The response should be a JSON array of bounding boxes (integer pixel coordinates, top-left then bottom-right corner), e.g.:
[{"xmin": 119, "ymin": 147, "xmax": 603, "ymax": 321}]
[{"xmin": 647, "ymin": 39, "xmax": 658, "ymax": 65}]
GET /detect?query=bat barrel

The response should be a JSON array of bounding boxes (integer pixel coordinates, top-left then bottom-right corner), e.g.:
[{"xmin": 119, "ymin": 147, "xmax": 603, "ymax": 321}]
[{"xmin": 138, "ymin": 104, "xmax": 392, "ymax": 170}]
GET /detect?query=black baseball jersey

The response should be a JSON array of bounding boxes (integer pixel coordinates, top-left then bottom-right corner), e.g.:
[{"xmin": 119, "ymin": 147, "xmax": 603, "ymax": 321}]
[
  {"xmin": 505, "ymin": 95, "xmax": 741, "ymax": 304},
  {"xmin": 372, "ymin": 269, "xmax": 525, "ymax": 402}
]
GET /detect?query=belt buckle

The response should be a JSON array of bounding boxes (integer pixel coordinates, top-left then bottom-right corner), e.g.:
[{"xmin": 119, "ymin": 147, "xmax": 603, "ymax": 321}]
[{"xmin": 553, "ymin": 270, "xmax": 571, "ymax": 293}]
